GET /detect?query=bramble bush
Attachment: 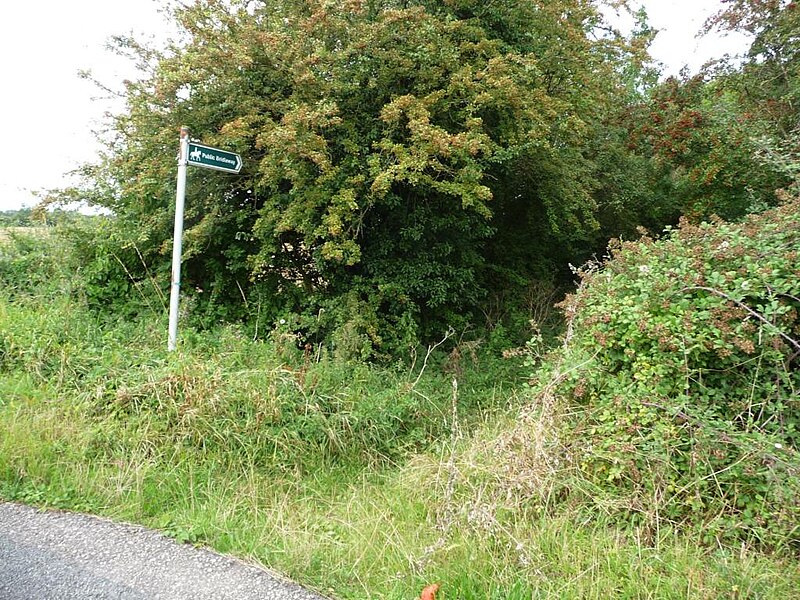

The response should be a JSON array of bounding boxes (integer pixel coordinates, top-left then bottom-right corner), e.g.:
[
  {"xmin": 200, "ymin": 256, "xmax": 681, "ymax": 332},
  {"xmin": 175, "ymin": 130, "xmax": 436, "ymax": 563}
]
[{"xmin": 548, "ymin": 199, "xmax": 800, "ymax": 549}]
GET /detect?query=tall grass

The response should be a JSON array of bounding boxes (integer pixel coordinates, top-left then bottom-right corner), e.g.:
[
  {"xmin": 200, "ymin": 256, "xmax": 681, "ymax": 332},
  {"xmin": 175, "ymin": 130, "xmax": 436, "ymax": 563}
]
[{"xmin": 1, "ymin": 226, "xmax": 798, "ymax": 598}]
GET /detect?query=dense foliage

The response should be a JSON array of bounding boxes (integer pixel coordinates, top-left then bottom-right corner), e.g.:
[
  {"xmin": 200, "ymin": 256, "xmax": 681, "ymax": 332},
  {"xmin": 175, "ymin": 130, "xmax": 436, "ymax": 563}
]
[
  {"xmin": 548, "ymin": 199, "xmax": 800, "ymax": 549},
  {"xmin": 65, "ymin": 0, "xmax": 666, "ymax": 355},
  {"xmin": 0, "ymin": 226, "xmax": 516, "ymax": 476},
  {"xmin": 3, "ymin": 227, "xmax": 799, "ymax": 598},
  {"xmin": 44, "ymin": 0, "xmax": 798, "ymax": 357},
  {"xmin": 4, "ymin": 3, "xmax": 800, "ymax": 595},
  {"xmin": 648, "ymin": 0, "xmax": 800, "ymax": 220}
]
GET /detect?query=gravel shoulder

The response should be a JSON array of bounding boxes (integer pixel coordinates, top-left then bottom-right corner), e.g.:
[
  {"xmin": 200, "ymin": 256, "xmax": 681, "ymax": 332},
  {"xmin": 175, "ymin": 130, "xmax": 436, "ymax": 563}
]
[{"xmin": 0, "ymin": 502, "xmax": 328, "ymax": 600}]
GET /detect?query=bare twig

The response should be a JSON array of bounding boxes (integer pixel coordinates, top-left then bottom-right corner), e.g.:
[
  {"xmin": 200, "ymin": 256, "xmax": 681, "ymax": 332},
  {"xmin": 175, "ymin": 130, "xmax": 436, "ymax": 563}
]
[
  {"xmin": 112, "ymin": 253, "xmax": 156, "ymax": 314},
  {"xmin": 640, "ymin": 401, "xmax": 694, "ymax": 426},
  {"xmin": 133, "ymin": 242, "xmax": 166, "ymax": 309},
  {"xmin": 779, "ymin": 292, "xmax": 800, "ymax": 305},
  {"xmin": 235, "ymin": 280, "xmax": 248, "ymax": 309},
  {"xmin": 409, "ymin": 327, "xmax": 455, "ymax": 389}
]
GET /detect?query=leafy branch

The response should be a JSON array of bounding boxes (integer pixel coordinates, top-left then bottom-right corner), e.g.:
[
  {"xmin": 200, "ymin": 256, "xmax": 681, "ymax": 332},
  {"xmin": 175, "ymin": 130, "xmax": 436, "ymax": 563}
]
[{"xmin": 680, "ymin": 285, "xmax": 800, "ymax": 353}]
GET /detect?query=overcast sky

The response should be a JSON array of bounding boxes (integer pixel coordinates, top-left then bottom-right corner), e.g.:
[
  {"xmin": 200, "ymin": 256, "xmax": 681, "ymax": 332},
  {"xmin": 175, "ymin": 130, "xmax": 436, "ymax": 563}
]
[{"xmin": 0, "ymin": 1, "xmax": 751, "ymax": 212}]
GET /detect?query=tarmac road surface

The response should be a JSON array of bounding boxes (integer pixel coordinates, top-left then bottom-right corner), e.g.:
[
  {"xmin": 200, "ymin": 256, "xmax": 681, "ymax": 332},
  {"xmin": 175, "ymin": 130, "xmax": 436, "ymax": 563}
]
[{"xmin": 0, "ymin": 502, "xmax": 327, "ymax": 600}]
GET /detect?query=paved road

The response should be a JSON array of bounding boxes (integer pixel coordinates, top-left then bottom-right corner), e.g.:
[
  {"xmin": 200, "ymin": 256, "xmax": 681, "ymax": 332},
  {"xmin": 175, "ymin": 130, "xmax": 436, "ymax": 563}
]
[{"xmin": 0, "ymin": 502, "xmax": 327, "ymax": 600}]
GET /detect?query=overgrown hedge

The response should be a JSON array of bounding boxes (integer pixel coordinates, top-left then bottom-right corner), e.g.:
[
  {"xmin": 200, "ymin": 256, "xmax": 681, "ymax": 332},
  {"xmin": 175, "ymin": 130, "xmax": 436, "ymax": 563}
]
[{"xmin": 549, "ymin": 199, "xmax": 800, "ymax": 549}]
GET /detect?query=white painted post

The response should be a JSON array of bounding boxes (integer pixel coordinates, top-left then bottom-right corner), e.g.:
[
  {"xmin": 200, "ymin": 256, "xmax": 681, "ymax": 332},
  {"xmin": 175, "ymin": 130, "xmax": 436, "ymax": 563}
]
[{"xmin": 168, "ymin": 127, "xmax": 189, "ymax": 351}]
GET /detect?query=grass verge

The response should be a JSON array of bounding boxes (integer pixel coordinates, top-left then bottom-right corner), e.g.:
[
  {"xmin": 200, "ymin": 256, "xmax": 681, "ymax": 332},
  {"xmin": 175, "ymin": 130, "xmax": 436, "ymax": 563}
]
[
  {"xmin": 1, "ymin": 294, "xmax": 798, "ymax": 598},
  {"xmin": 1, "ymin": 223, "xmax": 798, "ymax": 598}
]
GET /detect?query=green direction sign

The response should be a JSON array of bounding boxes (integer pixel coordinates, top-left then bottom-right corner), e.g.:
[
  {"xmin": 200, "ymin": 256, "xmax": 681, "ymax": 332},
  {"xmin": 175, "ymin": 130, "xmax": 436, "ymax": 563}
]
[{"xmin": 186, "ymin": 142, "xmax": 242, "ymax": 173}]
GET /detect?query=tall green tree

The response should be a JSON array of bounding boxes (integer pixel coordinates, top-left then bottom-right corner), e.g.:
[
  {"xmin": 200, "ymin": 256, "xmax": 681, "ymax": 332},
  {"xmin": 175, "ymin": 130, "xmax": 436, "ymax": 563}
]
[
  {"xmin": 609, "ymin": 1, "xmax": 800, "ymax": 227},
  {"xmin": 702, "ymin": 0, "xmax": 800, "ymax": 199},
  {"xmin": 78, "ymin": 0, "xmax": 655, "ymax": 355}
]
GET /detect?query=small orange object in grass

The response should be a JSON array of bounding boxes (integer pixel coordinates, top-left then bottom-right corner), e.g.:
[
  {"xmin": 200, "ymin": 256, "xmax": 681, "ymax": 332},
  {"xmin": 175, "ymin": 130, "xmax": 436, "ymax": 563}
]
[{"xmin": 420, "ymin": 583, "xmax": 440, "ymax": 600}]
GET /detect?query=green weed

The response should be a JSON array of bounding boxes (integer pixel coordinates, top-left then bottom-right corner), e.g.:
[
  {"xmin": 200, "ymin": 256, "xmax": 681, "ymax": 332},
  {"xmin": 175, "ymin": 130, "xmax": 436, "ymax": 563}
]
[{"xmin": 0, "ymin": 223, "xmax": 798, "ymax": 598}]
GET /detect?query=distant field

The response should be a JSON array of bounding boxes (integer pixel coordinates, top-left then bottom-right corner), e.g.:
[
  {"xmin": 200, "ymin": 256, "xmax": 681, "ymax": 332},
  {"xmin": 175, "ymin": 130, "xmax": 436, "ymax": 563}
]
[{"xmin": 0, "ymin": 227, "xmax": 49, "ymax": 242}]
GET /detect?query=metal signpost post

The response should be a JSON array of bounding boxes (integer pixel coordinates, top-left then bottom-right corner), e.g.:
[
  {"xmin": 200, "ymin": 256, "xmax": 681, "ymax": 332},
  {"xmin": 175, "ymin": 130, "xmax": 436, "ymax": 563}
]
[
  {"xmin": 168, "ymin": 128, "xmax": 189, "ymax": 352},
  {"xmin": 168, "ymin": 128, "xmax": 242, "ymax": 351}
]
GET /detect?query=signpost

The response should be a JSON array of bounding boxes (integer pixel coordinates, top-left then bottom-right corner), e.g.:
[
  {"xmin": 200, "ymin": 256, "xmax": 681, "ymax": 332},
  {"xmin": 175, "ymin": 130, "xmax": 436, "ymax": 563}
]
[
  {"xmin": 186, "ymin": 142, "xmax": 242, "ymax": 174},
  {"xmin": 168, "ymin": 128, "xmax": 243, "ymax": 351}
]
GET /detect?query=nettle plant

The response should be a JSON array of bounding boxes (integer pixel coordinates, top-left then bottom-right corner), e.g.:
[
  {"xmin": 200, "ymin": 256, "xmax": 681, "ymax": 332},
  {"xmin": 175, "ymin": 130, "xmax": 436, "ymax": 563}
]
[{"xmin": 554, "ymin": 199, "xmax": 800, "ymax": 548}]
